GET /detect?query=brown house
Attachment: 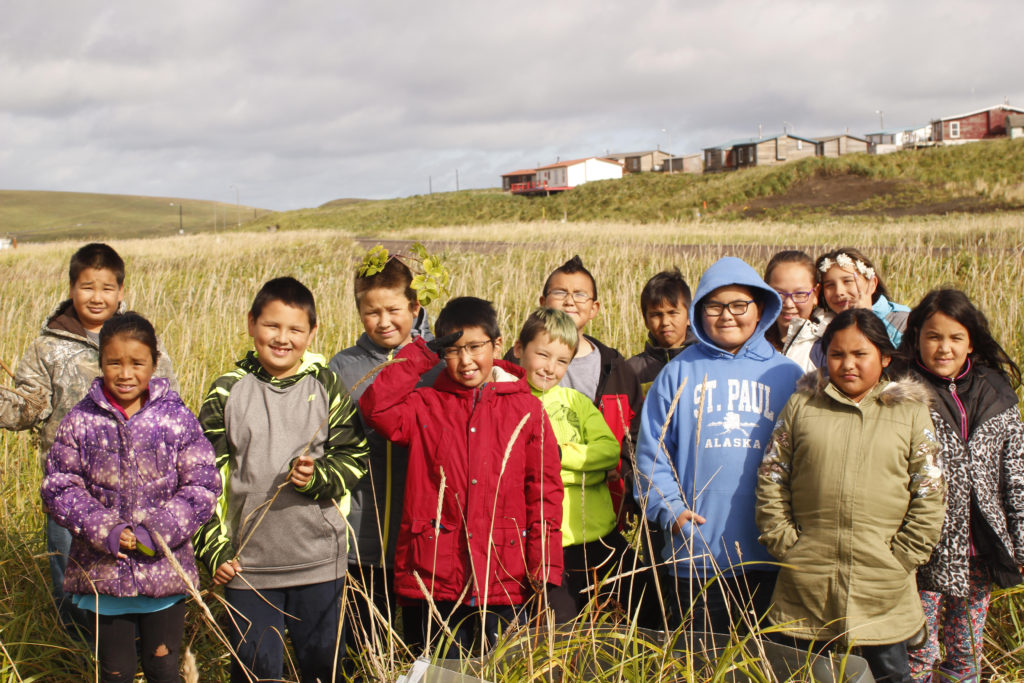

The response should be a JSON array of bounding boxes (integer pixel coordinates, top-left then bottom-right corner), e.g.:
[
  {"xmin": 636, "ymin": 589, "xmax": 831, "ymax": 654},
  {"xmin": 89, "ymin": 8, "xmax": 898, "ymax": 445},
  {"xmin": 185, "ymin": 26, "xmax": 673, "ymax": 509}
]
[
  {"xmin": 815, "ymin": 134, "xmax": 869, "ymax": 157},
  {"xmin": 604, "ymin": 150, "xmax": 673, "ymax": 173},
  {"xmin": 704, "ymin": 133, "xmax": 817, "ymax": 172}
]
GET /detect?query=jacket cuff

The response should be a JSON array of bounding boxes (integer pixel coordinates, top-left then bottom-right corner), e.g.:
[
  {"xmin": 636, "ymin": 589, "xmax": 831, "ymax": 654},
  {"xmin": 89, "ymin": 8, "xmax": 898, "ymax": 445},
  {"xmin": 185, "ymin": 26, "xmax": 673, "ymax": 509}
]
[
  {"xmin": 133, "ymin": 525, "xmax": 156, "ymax": 556},
  {"xmin": 107, "ymin": 523, "xmax": 129, "ymax": 556}
]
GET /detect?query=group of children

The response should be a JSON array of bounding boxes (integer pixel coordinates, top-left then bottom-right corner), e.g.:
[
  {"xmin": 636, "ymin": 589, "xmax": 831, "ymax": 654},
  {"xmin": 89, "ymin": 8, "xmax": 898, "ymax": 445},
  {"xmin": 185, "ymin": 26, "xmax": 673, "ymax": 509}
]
[{"xmin": 0, "ymin": 242, "xmax": 1020, "ymax": 683}]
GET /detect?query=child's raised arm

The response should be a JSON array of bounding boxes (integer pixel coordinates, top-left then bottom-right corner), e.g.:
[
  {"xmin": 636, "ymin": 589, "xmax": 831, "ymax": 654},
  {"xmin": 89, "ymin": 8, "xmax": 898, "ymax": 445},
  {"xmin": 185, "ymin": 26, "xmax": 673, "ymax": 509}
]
[
  {"xmin": 289, "ymin": 367, "xmax": 369, "ymax": 501},
  {"xmin": 890, "ymin": 405, "xmax": 946, "ymax": 572},
  {"xmin": 359, "ymin": 336, "xmax": 437, "ymax": 444}
]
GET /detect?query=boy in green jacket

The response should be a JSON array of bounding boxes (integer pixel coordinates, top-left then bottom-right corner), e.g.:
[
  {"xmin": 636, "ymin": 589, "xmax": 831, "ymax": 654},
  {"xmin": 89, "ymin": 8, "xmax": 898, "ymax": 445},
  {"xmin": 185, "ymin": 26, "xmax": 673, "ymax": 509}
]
[{"xmin": 514, "ymin": 307, "xmax": 657, "ymax": 626}]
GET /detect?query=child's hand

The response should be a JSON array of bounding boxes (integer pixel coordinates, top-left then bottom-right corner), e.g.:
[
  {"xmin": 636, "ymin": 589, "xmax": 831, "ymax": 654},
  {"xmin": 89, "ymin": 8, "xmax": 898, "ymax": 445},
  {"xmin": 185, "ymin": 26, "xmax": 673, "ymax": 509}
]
[
  {"xmin": 426, "ymin": 331, "xmax": 464, "ymax": 359},
  {"xmin": 289, "ymin": 454, "xmax": 315, "ymax": 487},
  {"xmin": 117, "ymin": 528, "xmax": 136, "ymax": 559},
  {"xmin": 671, "ymin": 510, "xmax": 706, "ymax": 535},
  {"xmin": 606, "ymin": 468, "xmax": 622, "ymax": 484},
  {"xmin": 213, "ymin": 560, "xmax": 242, "ymax": 586}
]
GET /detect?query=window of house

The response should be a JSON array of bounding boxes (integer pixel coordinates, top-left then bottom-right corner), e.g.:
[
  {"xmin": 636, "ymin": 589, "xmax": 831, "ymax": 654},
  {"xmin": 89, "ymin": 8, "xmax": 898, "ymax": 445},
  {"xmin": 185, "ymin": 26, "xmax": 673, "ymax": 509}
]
[
  {"xmin": 950, "ymin": 121, "xmax": 961, "ymax": 138},
  {"xmin": 797, "ymin": 140, "xmax": 803, "ymax": 150}
]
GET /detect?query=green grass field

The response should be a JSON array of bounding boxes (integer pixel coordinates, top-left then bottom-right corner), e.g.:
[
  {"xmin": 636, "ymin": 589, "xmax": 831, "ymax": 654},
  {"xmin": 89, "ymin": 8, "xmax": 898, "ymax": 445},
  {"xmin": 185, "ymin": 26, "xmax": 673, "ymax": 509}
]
[
  {"xmin": 1, "ymin": 218, "xmax": 1023, "ymax": 680},
  {"xmin": 0, "ymin": 190, "xmax": 269, "ymax": 243}
]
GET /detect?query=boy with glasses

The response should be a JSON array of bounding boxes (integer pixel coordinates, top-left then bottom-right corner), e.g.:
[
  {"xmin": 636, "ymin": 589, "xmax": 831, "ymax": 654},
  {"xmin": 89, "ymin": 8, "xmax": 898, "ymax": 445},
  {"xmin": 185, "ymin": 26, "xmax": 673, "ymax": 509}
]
[
  {"xmin": 360, "ymin": 296, "xmax": 563, "ymax": 653},
  {"xmin": 634, "ymin": 257, "xmax": 803, "ymax": 633},
  {"xmin": 531, "ymin": 256, "xmax": 643, "ymax": 523}
]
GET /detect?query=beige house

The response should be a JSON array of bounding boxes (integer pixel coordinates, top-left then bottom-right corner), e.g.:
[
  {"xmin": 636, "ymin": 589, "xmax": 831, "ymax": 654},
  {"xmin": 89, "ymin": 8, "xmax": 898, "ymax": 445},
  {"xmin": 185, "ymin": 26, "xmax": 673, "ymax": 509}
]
[
  {"xmin": 604, "ymin": 150, "xmax": 673, "ymax": 173},
  {"xmin": 705, "ymin": 133, "xmax": 817, "ymax": 172},
  {"xmin": 815, "ymin": 134, "xmax": 869, "ymax": 157}
]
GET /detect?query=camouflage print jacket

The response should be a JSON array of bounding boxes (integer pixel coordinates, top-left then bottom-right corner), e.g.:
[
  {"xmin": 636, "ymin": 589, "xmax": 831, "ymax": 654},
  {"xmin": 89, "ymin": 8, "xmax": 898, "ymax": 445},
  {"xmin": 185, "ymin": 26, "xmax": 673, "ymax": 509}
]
[{"xmin": 0, "ymin": 300, "xmax": 177, "ymax": 470}]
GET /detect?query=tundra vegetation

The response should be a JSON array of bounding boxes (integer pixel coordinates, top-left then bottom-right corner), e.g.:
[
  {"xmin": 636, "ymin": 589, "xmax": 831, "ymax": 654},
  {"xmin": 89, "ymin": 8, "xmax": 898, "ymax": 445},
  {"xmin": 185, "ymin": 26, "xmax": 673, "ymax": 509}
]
[{"xmin": 0, "ymin": 215, "xmax": 1022, "ymax": 680}]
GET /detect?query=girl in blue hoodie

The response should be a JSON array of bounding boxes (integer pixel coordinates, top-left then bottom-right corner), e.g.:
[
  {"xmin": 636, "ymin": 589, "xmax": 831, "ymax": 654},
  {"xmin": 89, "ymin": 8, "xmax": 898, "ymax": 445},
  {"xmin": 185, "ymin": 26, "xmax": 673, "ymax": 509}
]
[{"xmin": 634, "ymin": 257, "xmax": 803, "ymax": 633}]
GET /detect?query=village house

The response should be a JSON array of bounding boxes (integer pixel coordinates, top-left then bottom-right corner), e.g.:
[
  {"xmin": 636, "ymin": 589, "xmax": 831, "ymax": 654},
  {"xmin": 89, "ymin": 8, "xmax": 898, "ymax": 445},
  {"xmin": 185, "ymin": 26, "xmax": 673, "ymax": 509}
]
[
  {"xmin": 1008, "ymin": 114, "xmax": 1024, "ymax": 140},
  {"xmin": 704, "ymin": 133, "xmax": 818, "ymax": 172},
  {"xmin": 501, "ymin": 157, "xmax": 623, "ymax": 195},
  {"xmin": 663, "ymin": 153, "xmax": 704, "ymax": 174},
  {"xmin": 865, "ymin": 125, "xmax": 933, "ymax": 154},
  {"xmin": 814, "ymin": 134, "xmax": 869, "ymax": 158},
  {"xmin": 604, "ymin": 149, "xmax": 673, "ymax": 173},
  {"xmin": 930, "ymin": 103, "xmax": 1024, "ymax": 144}
]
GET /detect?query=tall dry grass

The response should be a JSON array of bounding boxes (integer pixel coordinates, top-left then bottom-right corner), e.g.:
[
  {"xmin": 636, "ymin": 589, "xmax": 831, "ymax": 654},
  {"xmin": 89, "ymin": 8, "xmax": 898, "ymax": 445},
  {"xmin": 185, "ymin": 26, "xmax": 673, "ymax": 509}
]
[{"xmin": 1, "ymin": 219, "xmax": 1022, "ymax": 680}]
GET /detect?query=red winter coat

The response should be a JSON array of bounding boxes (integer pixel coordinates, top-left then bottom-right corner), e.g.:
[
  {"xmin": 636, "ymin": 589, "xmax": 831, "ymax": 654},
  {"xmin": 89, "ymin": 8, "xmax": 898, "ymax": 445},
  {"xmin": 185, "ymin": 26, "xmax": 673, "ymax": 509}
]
[{"xmin": 360, "ymin": 337, "xmax": 563, "ymax": 606}]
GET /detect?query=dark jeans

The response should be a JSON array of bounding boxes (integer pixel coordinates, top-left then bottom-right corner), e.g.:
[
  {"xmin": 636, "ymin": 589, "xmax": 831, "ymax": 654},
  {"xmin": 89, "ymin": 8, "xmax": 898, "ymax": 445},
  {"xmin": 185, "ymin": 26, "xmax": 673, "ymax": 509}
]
[
  {"xmin": 419, "ymin": 600, "xmax": 522, "ymax": 657},
  {"xmin": 95, "ymin": 600, "xmax": 185, "ymax": 683},
  {"xmin": 226, "ymin": 577, "xmax": 346, "ymax": 683},
  {"xmin": 346, "ymin": 563, "xmax": 424, "ymax": 656},
  {"xmin": 665, "ymin": 569, "xmax": 776, "ymax": 634},
  {"xmin": 774, "ymin": 634, "xmax": 913, "ymax": 683},
  {"xmin": 548, "ymin": 531, "xmax": 661, "ymax": 628}
]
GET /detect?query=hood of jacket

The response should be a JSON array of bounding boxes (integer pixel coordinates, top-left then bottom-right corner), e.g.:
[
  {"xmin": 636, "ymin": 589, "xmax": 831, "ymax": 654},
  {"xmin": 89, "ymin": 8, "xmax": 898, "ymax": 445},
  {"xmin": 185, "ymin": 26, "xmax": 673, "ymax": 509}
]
[
  {"xmin": 86, "ymin": 375, "xmax": 173, "ymax": 417},
  {"xmin": 689, "ymin": 257, "xmax": 782, "ymax": 361},
  {"xmin": 797, "ymin": 369, "xmax": 933, "ymax": 407},
  {"xmin": 42, "ymin": 299, "xmax": 129, "ymax": 344}
]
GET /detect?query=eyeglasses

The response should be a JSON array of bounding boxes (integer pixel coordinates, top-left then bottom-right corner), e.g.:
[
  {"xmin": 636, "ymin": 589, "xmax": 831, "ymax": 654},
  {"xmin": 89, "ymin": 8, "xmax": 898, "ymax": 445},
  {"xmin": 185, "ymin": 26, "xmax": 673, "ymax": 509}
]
[
  {"xmin": 775, "ymin": 290, "xmax": 815, "ymax": 304},
  {"xmin": 545, "ymin": 289, "xmax": 593, "ymax": 304},
  {"xmin": 702, "ymin": 299, "xmax": 756, "ymax": 317},
  {"xmin": 441, "ymin": 340, "xmax": 494, "ymax": 360}
]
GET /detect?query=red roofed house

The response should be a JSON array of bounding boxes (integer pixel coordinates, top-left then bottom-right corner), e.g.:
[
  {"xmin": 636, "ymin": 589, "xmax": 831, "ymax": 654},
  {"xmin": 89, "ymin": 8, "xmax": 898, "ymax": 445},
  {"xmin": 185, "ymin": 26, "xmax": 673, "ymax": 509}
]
[
  {"xmin": 503, "ymin": 157, "xmax": 623, "ymax": 195},
  {"xmin": 930, "ymin": 103, "xmax": 1024, "ymax": 144}
]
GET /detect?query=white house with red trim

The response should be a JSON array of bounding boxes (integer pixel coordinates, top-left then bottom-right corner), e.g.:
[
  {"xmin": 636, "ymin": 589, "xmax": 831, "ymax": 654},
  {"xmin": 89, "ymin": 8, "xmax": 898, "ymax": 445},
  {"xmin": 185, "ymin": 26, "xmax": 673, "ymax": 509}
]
[{"xmin": 502, "ymin": 157, "xmax": 623, "ymax": 194}]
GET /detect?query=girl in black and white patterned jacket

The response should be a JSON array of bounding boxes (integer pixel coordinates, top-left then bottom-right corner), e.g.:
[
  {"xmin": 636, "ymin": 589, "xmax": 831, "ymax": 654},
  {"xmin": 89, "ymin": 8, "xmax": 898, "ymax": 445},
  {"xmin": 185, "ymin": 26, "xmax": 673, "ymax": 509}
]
[{"xmin": 898, "ymin": 289, "xmax": 1024, "ymax": 682}]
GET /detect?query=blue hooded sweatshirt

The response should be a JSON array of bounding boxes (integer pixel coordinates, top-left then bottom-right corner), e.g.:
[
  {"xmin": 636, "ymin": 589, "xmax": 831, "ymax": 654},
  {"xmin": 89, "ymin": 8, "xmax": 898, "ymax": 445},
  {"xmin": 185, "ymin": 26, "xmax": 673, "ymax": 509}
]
[{"xmin": 634, "ymin": 257, "xmax": 803, "ymax": 579}]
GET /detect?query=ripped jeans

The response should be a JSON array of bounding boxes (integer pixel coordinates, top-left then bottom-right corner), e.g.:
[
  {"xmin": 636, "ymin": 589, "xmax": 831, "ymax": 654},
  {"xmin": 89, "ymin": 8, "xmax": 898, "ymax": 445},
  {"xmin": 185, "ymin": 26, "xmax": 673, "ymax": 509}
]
[{"xmin": 95, "ymin": 600, "xmax": 185, "ymax": 683}]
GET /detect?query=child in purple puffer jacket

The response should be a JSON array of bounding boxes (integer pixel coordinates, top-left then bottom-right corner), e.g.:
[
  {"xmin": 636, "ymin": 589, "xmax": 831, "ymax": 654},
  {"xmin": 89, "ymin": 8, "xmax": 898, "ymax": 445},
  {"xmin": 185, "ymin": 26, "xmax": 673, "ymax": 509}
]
[{"xmin": 41, "ymin": 312, "xmax": 220, "ymax": 683}]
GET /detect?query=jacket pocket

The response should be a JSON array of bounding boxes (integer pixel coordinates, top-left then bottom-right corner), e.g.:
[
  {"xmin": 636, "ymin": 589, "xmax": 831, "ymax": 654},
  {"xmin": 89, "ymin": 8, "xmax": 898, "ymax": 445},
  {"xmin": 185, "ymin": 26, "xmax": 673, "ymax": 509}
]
[
  {"xmin": 408, "ymin": 518, "xmax": 460, "ymax": 580},
  {"xmin": 487, "ymin": 525, "xmax": 527, "ymax": 586}
]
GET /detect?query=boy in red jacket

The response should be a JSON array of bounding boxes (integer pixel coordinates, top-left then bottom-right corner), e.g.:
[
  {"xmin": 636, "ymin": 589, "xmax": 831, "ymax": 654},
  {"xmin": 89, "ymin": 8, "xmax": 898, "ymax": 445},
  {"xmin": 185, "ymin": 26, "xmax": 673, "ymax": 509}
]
[{"xmin": 360, "ymin": 296, "xmax": 563, "ymax": 654}]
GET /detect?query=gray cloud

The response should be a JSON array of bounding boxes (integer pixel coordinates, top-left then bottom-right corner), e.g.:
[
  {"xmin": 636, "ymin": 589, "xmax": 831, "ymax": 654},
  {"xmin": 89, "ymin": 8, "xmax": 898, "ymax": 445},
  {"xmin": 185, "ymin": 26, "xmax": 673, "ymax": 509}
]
[{"xmin": 2, "ymin": 0, "xmax": 1022, "ymax": 210}]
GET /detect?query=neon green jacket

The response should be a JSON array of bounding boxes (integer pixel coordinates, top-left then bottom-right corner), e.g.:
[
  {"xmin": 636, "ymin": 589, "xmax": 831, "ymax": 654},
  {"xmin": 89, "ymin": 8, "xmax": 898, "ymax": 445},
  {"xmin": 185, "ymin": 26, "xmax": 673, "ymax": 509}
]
[{"xmin": 533, "ymin": 385, "xmax": 620, "ymax": 545}]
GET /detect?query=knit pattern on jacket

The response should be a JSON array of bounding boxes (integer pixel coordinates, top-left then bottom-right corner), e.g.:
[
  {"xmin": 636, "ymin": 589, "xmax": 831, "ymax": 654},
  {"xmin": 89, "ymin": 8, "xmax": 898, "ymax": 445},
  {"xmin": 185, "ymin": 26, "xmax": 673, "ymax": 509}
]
[
  {"xmin": 41, "ymin": 377, "xmax": 219, "ymax": 598},
  {"xmin": 1, "ymin": 300, "xmax": 177, "ymax": 469}
]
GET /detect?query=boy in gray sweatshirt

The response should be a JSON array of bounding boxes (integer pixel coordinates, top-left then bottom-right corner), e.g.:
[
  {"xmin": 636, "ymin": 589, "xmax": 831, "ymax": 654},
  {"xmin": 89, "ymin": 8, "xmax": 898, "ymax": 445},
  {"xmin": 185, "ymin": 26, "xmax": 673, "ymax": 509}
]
[{"xmin": 194, "ymin": 277, "xmax": 368, "ymax": 683}]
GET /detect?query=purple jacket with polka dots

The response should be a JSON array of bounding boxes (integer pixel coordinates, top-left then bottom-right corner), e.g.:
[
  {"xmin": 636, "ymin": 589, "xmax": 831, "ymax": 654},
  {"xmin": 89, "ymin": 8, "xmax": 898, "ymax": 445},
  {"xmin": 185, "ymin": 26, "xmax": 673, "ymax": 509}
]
[{"xmin": 41, "ymin": 377, "xmax": 220, "ymax": 598}]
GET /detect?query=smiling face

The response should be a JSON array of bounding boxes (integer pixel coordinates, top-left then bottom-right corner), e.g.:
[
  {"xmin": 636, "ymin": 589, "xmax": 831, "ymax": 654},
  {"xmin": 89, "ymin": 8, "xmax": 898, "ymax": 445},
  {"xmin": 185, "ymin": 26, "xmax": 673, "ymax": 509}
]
[
  {"xmin": 70, "ymin": 267, "xmax": 124, "ymax": 332},
  {"xmin": 699, "ymin": 284, "xmax": 762, "ymax": 354},
  {"xmin": 826, "ymin": 324, "xmax": 890, "ymax": 402},
  {"xmin": 644, "ymin": 298, "xmax": 690, "ymax": 349},
  {"xmin": 443, "ymin": 325, "xmax": 501, "ymax": 389},
  {"xmin": 247, "ymin": 299, "xmax": 317, "ymax": 378},
  {"xmin": 358, "ymin": 286, "xmax": 421, "ymax": 350},
  {"xmin": 821, "ymin": 265, "xmax": 876, "ymax": 315},
  {"xmin": 540, "ymin": 272, "xmax": 599, "ymax": 332},
  {"xmin": 918, "ymin": 311, "xmax": 973, "ymax": 379},
  {"xmin": 513, "ymin": 331, "xmax": 574, "ymax": 392},
  {"xmin": 767, "ymin": 262, "xmax": 818, "ymax": 335},
  {"xmin": 101, "ymin": 334, "xmax": 155, "ymax": 416}
]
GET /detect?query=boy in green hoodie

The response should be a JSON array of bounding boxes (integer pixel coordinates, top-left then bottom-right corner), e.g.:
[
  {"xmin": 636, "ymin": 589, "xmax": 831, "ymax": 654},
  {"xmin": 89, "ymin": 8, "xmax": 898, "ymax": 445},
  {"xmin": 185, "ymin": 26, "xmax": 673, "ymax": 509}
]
[{"xmin": 514, "ymin": 307, "xmax": 657, "ymax": 626}]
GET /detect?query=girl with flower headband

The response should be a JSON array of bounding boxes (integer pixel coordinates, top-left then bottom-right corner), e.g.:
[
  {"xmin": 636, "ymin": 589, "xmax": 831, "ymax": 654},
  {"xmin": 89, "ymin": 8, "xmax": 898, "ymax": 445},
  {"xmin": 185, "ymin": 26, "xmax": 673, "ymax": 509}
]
[
  {"xmin": 815, "ymin": 247, "xmax": 910, "ymax": 347},
  {"xmin": 896, "ymin": 289, "xmax": 1024, "ymax": 682}
]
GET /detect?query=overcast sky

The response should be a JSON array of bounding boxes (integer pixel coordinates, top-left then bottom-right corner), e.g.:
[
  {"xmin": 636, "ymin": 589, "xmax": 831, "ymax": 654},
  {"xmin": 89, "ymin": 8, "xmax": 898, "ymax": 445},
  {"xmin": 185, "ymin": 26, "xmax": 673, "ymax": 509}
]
[{"xmin": 2, "ymin": 1, "xmax": 1022, "ymax": 210}]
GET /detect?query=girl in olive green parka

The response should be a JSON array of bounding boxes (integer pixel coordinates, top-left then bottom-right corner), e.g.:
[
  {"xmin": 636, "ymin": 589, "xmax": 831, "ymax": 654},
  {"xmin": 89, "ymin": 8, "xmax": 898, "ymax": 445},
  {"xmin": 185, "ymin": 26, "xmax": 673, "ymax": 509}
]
[{"xmin": 756, "ymin": 309, "xmax": 946, "ymax": 682}]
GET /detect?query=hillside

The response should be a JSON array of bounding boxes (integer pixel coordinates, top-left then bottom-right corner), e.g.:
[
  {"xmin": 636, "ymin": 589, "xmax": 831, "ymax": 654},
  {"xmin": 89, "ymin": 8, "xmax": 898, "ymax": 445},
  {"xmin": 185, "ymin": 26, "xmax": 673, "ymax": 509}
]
[
  {"xmin": 0, "ymin": 190, "xmax": 268, "ymax": 243},
  {"xmin": 261, "ymin": 138, "xmax": 1024, "ymax": 234}
]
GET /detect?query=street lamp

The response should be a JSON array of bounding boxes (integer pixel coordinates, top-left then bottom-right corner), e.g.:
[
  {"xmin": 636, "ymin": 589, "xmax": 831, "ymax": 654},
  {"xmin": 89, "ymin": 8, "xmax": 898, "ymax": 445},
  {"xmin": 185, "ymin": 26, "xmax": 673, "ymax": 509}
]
[
  {"xmin": 169, "ymin": 203, "xmax": 182, "ymax": 232},
  {"xmin": 229, "ymin": 185, "xmax": 240, "ymax": 226},
  {"xmin": 875, "ymin": 109, "xmax": 885, "ymax": 130}
]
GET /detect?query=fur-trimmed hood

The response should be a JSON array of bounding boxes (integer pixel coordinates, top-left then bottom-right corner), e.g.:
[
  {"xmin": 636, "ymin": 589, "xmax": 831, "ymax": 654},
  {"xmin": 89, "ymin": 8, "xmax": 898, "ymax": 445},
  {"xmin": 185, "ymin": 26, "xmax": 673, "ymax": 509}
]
[{"xmin": 797, "ymin": 369, "xmax": 933, "ymax": 407}]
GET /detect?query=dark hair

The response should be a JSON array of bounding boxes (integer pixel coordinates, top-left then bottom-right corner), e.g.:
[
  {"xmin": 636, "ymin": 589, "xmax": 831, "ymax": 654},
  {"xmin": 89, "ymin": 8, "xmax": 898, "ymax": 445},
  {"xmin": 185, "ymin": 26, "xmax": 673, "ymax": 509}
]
[
  {"xmin": 517, "ymin": 307, "xmax": 579, "ymax": 353},
  {"xmin": 640, "ymin": 268, "xmax": 692, "ymax": 315},
  {"xmin": 354, "ymin": 257, "xmax": 417, "ymax": 309},
  {"xmin": 99, "ymin": 312, "xmax": 159, "ymax": 363},
  {"xmin": 815, "ymin": 247, "xmax": 891, "ymax": 308},
  {"xmin": 250, "ymin": 277, "xmax": 317, "ymax": 328},
  {"xmin": 435, "ymin": 296, "xmax": 500, "ymax": 340},
  {"xmin": 764, "ymin": 250, "xmax": 816, "ymax": 286},
  {"xmin": 821, "ymin": 308, "xmax": 895, "ymax": 363},
  {"xmin": 543, "ymin": 255, "xmax": 598, "ymax": 301},
  {"xmin": 70, "ymin": 243, "xmax": 125, "ymax": 286},
  {"xmin": 898, "ymin": 288, "xmax": 1021, "ymax": 386}
]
